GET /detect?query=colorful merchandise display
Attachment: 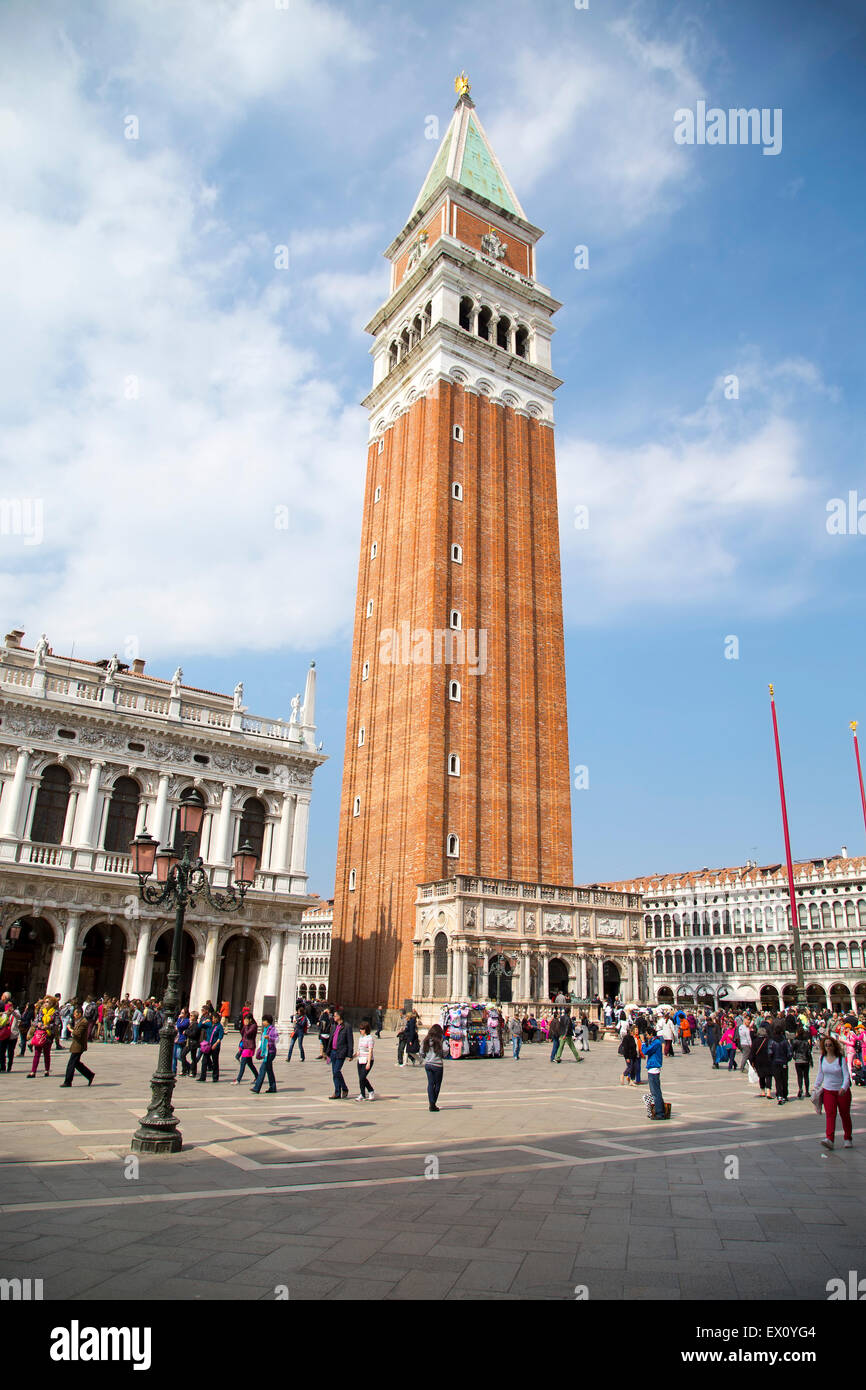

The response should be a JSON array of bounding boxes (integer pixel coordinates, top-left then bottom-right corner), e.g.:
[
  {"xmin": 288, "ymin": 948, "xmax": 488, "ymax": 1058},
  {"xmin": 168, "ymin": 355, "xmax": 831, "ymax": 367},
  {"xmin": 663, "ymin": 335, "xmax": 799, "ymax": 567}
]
[{"xmin": 440, "ymin": 1003, "xmax": 505, "ymax": 1058}]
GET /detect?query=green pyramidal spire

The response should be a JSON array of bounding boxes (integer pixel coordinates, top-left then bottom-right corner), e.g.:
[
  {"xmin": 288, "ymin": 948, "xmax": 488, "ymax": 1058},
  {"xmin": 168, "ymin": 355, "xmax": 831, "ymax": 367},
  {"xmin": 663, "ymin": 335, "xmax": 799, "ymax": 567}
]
[{"xmin": 410, "ymin": 79, "xmax": 526, "ymax": 221}]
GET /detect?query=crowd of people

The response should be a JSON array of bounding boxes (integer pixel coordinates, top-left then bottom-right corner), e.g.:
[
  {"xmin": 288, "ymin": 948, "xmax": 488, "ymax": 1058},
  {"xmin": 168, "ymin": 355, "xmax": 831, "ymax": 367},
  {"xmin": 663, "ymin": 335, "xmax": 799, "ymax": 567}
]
[{"xmin": 1, "ymin": 987, "xmax": 861, "ymax": 1142}]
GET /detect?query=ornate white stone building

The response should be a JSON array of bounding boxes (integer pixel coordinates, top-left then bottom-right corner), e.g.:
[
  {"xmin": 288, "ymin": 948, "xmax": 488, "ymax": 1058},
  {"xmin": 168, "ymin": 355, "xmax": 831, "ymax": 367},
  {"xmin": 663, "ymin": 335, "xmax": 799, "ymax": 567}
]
[
  {"xmin": 298, "ymin": 897, "xmax": 332, "ymax": 1003},
  {"xmin": 610, "ymin": 851, "xmax": 866, "ymax": 1014},
  {"xmin": 0, "ymin": 630, "xmax": 325, "ymax": 1029},
  {"xmin": 413, "ymin": 874, "xmax": 648, "ymax": 1022}
]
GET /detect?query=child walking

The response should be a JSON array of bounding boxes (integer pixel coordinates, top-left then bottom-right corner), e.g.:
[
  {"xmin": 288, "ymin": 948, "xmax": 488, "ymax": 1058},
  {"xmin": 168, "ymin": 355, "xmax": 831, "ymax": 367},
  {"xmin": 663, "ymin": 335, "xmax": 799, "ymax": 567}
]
[{"xmin": 355, "ymin": 1022, "xmax": 376, "ymax": 1100}]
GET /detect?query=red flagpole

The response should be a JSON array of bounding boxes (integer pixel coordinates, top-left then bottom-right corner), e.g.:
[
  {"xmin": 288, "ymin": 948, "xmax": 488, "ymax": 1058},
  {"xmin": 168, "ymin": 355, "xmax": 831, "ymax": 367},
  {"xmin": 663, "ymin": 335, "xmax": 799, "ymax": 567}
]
[
  {"xmin": 768, "ymin": 685, "xmax": 805, "ymax": 1006},
  {"xmin": 850, "ymin": 721, "xmax": 866, "ymax": 845}
]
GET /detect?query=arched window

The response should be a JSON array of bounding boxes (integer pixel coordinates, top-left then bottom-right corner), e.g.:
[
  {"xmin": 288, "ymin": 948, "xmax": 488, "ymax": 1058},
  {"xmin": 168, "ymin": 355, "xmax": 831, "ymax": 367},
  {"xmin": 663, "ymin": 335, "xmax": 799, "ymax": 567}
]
[
  {"xmin": 734, "ymin": 909, "xmax": 742, "ymax": 930},
  {"xmin": 845, "ymin": 900, "xmax": 857, "ymax": 930},
  {"xmin": 754, "ymin": 907, "xmax": 763, "ymax": 930},
  {"xmin": 103, "ymin": 776, "xmax": 140, "ymax": 853},
  {"xmin": 810, "ymin": 903, "xmax": 820, "ymax": 928},
  {"xmin": 446, "ymin": 833, "xmax": 459, "ymax": 858},
  {"xmin": 459, "ymin": 296, "xmax": 472, "ymax": 332},
  {"xmin": 858, "ymin": 901, "xmax": 866, "ymax": 929},
  {"xmin": 821, "ymin": 903, "xmax": 831, "ymax": 930},
  {"xmin": 833, "ymin": 902, "xmax": 844, "ymax": 931},
  {"xmin": 388, "ymin": 341, "xmax": 398, "ymax": 371},
  {"xmin": 451, "ymin": 543, "xmax": 463, "ymax": 564},
  {"xmin": 778, "ymin": 945, "xmax": 788, "ymax": 972},
  {"xmin": 735, "ymin": 947, "xmax": 744, "ymax": 972},
  {"xmin": 664, "ymin": 951, "xmax": 673, "ymax": 975},
  {"xmin": 449, "ymin": 680, "xmax": 461, "ymax": 702},
  {"xmin": 742, "ymin": 908, "xmax": 751, "ymax": 930},
  {"xmin": 655, "ymin": 951, "xmax": 663, "ymax": 973},
  {"xmin": 452, "ymin": 482, "xmax": 463, "ymax": 501},
  {"xmin": 353, "ymin": 796, "xmax": 361, "ymax": 818},
  {"xmin": 496, "ymin": 315, "xmax": 510, "ymax": 350},
  {"xmin": 448, "ymin": 754, "xmax": 460, "ymax": 776},
  {"xmin": 850, "ymin": 941, "xmax": 861, "ymax": 968},
  {"xmin": 825, "ymin": 942, "xmax": 836, "ymax": 969},
  {"xmin": 767, "ymin": 945, "xmax": 777, "ymax": 971},
  {"xmin": 515, "ymin": 325, "xmax": 529, "ymax": 359},
  {"xmin": 813, "ymin": 944, "xmax": 824, "ymax": 971},
  {"xmin": 837, "ymin": 941, "xmax": 848, "ymax": 968},
  {"xmin": 422, "ymin": 949, "xmax": 431, "ymax": 996},
  {"xmin": 366, "ymin": 600, "xmax": 373, "ymax": 618},
  {"xmin": 674, "ymin": 950, "xmax": 683, "ymax": 973},
  {"xmin": 801, "ymin": 945, "xmax": 812, "ymax": 971},
  {"xmin": 358, "ymin": 726, "xmax": 365, "ymax": 747},
  {"xmin": 714, "ymin": 948, "xmax": 723, "ymax": 972},
  {"xmin": 30, "ymin": 765, "xmax": 72, "ymax": 845},
  {"xmin": 684, "ymin": 949, "xmax": 692, "ymax": 973},
  {"xmin": 746, "ymin": 946, "xmax": 756, "ymax": 973},
  {"xmin": 449, "ymin": 609, "xmax": 462, "ymax": 630},
  {"xmin": 477, "ymin": 306, "xmax": 492, "ymax": 341},
  {"xmin": 673, "ymin": 912, "xmax": 681, "ymax": 936},
  {"xmin": 757, "ymin": 947, "xmax": 766, "ymax": 971},
  {"xmin": 362, "ymin": 661, "xmax": 369, "ymax": 681},
  {"xmin": 237, "ymin": 797, "xmax": 265, "ymax": 866},
  {"xmin": 724, "ymin": 948, "xmax": 734, "ymax": 972}
]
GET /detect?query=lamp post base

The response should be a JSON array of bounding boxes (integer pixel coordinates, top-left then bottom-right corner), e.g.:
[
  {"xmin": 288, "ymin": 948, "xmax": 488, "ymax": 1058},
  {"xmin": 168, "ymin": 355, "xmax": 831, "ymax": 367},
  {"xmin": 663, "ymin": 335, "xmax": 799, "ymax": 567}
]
[
  {"xmin": 130, "ymin": 1018, "xmax": 183, "ymax": 1154},
  {"xmin": 130, "ymin": 1127, "xmax": 183, "ymax": 1155}
]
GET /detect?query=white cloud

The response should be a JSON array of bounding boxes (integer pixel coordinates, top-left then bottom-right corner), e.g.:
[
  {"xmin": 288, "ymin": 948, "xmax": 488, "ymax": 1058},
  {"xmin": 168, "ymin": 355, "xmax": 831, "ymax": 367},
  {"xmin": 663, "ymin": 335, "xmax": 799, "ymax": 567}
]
[
  {"xmin": 558, "ymin": 362, "xmax": 828, "ymax": 621},
  {"xmin": 0, "ymin": 2, "xmax": 373, "ymax": 662}
]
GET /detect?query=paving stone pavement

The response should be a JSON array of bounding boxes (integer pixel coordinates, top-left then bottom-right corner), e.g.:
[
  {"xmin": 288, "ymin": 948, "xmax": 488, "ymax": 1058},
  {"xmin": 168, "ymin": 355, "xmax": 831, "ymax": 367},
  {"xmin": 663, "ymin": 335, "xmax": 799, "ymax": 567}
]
[{"xmin": 0, "ymin": 1033, "xmax": 862, "ymax": 1301}]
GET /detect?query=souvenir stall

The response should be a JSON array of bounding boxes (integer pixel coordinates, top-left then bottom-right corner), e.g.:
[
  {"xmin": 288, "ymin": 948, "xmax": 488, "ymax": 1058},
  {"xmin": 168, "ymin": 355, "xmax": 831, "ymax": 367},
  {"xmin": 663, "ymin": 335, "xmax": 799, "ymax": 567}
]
[{"xmin": 440, "ymin": 1003, "xmax": 504, "ymax": 1058}]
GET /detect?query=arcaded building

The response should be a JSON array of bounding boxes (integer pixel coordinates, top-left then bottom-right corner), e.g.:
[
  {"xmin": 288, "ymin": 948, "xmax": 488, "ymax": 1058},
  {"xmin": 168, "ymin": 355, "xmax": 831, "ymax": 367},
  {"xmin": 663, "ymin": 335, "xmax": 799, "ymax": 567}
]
[{"xmin": 0, "ymin": 629, "xmax": 325, "ymax": 1028}]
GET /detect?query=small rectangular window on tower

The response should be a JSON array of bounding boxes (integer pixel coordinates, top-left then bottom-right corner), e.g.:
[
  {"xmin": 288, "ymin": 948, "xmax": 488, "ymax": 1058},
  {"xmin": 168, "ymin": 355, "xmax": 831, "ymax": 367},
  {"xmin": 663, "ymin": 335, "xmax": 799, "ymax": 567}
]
[
  {"xmin": 377, "ymin": 438, "xmax": 384, "ymax": 455},
  {"xmin": 370, "ymin": 542, "xmax": 378, "ymax": 559},
  {"xmin": 452, "ymin": 482, "xmax": 463, "ymax": 501},
  {"xmin": 374, "ymin": 486, "xmax": 381, "ymax": 503},
  {"xmin": 452, "ymin": 424, "xmax": 464, "ymax": 443},
  {"xmin": 366, "ymin": 600, "xmax": 374, "ymax": 618}
]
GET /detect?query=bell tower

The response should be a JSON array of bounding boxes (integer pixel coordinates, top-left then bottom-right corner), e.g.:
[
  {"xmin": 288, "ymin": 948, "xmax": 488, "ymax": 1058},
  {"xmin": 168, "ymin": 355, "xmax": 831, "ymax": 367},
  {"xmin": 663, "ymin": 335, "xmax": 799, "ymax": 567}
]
[{"xmin": 330, "ymin": 77, "xmax": 574, "ymax": 1012}]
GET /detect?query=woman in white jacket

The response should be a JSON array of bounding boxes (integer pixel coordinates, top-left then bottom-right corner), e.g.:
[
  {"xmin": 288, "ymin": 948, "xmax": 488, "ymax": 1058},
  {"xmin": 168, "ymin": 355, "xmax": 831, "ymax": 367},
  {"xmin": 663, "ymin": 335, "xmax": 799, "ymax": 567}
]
[{"xmin": 816, "ymin": 1037, "xmax": 853, "ymax": 1151}]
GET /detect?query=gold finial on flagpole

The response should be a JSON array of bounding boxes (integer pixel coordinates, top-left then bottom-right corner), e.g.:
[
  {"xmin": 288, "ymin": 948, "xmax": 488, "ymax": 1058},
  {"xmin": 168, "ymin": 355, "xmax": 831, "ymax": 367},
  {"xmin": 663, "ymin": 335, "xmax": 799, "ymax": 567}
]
[
  {"xmin": 851, "ymin": 720, "xmax": 858, "ymax": 733},
  {"xmin": 455, "ymin": 71, "xmax": 471, "ymax": 98},
  {"xmin": 768, "ymin": 683, "xmax": 774, "ymax": 697}
]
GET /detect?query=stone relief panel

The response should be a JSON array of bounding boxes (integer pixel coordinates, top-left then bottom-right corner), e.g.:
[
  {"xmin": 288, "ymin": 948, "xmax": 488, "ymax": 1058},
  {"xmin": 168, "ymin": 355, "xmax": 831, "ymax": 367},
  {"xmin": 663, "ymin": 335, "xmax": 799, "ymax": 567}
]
[
  {"xmin": 597, "ymin": 916, "xmax": 625, "ymax": 939},
  {"xmin": 578, "ymin": 915, "xmax": 592, "ymax": 937},
  {"xmin": 543, "ymin": 910, "xmax": 573, "ymax": 936},
  {"xmin": 484, "ymin": 905, "xmax": 517, "ymax": 933}
]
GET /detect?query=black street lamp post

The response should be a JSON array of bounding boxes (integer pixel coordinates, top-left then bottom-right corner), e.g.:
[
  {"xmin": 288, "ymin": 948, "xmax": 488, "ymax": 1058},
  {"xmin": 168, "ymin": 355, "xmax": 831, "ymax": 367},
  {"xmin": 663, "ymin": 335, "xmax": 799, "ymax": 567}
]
[{"xmin": 128, "ymin": 794, "xmax": 257, "ymax": 1154}]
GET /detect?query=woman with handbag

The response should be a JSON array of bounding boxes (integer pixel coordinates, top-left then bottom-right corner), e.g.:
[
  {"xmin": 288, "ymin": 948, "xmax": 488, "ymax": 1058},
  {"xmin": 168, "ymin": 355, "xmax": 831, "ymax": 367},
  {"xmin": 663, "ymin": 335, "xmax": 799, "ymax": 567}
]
[
  {"xmin": 26, "ymin": 999, "xmax": 54, "ymax": 1078},
  {"xmin": 197, "ymin": 1010, "xmax": 224, "ymax": 1083},
  {"xmin": 233, "ymin": 1013, "xmax": 259, "ymax": 1084},
  {"xmin": 768, "ymin": 1023, "xmax": 792, "ymax": 1105},
  {"xmin": 816, "ymin": 1037, "xmax": 853, "ymax": 1150},
  {"xmin": 749, "ymin": 1025, "xmax": 773, "ymax": 1100},
  {"xmin": 251, "ymin": 1015, "xmax": 279, "ymax": 1094}
]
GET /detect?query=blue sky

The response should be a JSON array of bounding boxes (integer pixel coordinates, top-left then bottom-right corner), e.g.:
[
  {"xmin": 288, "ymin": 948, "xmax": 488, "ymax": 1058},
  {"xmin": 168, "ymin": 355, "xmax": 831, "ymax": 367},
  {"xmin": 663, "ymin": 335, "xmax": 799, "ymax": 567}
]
[{"xmin": 2, "ymin": 0, "xmax": 865, "ymax": 893}]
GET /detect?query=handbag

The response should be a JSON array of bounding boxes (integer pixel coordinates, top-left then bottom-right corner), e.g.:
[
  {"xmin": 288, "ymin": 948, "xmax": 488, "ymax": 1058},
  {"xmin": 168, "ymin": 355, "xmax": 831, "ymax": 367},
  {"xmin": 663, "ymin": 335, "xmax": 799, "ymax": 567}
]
[
  {"xmin": 810, "ymin": 1082, "xmax": 824, "ymax": 1114},
  {"xmin": 199, "ymin": 1038, "xmax": 212, "ymax": 1055},
  {"xmin": 32, "ymin": 1028, "xmax": 48, "ymax": 1048},
  {"xmin": 746, "ymin": 1062, "xmax": 759, "ymax": 1085}
]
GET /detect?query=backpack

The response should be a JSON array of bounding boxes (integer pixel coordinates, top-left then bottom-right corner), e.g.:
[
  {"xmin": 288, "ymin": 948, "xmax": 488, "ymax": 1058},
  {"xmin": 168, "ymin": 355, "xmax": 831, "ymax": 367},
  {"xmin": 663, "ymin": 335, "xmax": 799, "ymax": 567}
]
[{"xmin": 83, "ymin": 1001, "xmax": 96, "ymax": 1020}]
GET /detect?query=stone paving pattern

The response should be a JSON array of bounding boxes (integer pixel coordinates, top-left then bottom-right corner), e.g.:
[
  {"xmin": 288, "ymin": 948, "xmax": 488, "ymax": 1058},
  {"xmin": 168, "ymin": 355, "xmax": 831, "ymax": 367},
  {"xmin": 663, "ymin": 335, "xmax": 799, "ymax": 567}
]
[{"xmin": 0, "ymin": 1033, "xmax": 863, "ymax": 1300}]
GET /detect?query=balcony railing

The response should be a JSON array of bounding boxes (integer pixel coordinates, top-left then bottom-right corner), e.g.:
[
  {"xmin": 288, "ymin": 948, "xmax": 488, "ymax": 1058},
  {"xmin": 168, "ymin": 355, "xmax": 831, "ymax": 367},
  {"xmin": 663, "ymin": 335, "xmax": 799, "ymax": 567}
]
[
  {"xmin": 0, "ymin": 659, "xmax": 311, "ymax": 748},
  {"xmin": 419, "ymin": 876, "xmax": 642, "ymax": 910}
]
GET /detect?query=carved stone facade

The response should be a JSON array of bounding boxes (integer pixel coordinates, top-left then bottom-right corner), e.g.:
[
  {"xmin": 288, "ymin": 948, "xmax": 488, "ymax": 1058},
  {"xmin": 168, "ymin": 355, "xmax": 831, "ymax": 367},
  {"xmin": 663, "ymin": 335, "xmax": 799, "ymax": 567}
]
[
  {"xmin": 413, "ymin": 875, "xmax": 648, "ymax": 1023},
  {"xmin": 0, "ymin": 631, "xmax": 326, "ymax": 1028}
]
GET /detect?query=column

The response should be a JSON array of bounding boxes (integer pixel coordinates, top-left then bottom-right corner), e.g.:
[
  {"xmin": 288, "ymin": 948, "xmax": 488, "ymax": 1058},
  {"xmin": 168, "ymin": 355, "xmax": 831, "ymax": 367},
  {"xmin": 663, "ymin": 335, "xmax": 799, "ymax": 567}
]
[
  {"xmin": 129, "ymin": 919, "xmax": 153, "ymax": 1000},
  {"xmin": 289, "ymin": 794, "xmax": 311, "ymax": 888},
  {"xmin": 213, "ymin": 783, "xmax": 235, "ymax": 866},
  {"xmin": 537, "ymin": 950, "xmax": 548, "ymax": 1002},
  {"xmin": 480, "ymin": 949, "xmax": 489, "ymax": 1000},
  {"xmin": 74, "ymin": 760, "xmax": 105, "ymax": 847},
  {"xmin": 412, "ymin": 947, "xmax": 421, "ymax": 1000},
  {"xmin": 596, "ymin": 953, "xmax": 605, "ymax": 999},
  {"xmin": 55, "ymin": 913, "xmax": 83, "ymax": 1002},
  {"xmin": 197, "ymin": 924, "xmax": 221, "ymax": 1007},
  {"xmin": 277, "ymin": 926, "xmax": 300, "ymax": 1031},
  {"xmin": 0, "ymin": 747, "xmax": 32, "ymax": 839},
  {"xmin": 446, "ymin": 947, "xmax": 454, "ymax": 1000},
  {"xmin": 262, "ymin": 929, "xmax": 284, "ymax": 1005},
  {"xmin": 61, "ymin": 781, "xmax": 78, "ymax": 845},
  {"xmin": 276, "ymin": 794, "xmax": 294, "ymax": 872},
  {"xmin": 520, "ymin": 950, "xmax": 530, "ymax": 1001},
  {"xmin": 461, "ymin": 947, "xmax": 470, "ymax": 998},
  {"xmin": 151, "ymin": 773, "xmax": 171, "ymax": 844}
]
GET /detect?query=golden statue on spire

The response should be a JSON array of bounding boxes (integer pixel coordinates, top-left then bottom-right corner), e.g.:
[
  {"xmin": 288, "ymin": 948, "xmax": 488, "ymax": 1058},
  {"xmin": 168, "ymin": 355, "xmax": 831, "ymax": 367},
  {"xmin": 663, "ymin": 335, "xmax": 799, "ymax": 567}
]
[{"xmin": 455, "ymin": 71, "xmax": 471, "ymax": 98}]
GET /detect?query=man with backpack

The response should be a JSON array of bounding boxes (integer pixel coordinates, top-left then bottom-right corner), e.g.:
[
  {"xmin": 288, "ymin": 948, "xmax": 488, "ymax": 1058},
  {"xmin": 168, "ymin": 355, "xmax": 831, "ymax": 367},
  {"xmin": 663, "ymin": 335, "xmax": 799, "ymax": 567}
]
[{"xmin": 555, "ymin": 1010, "xmax": 582, "ymax": 1064}]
